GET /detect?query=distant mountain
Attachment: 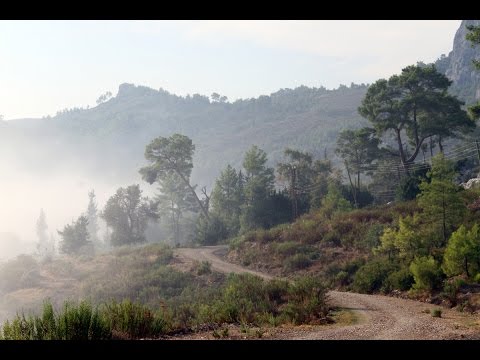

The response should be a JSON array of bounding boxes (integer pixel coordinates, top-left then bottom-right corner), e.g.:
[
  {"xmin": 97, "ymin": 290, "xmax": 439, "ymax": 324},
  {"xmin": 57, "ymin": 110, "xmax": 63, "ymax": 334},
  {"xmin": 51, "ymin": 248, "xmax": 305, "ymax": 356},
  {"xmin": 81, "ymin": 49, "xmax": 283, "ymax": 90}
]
[
  {"xmin": 0, "ymin": 84, "xmax": 368, "ymax": 189},
  {"xmin": 2, "ymin": 20, "xmax": 479, "ymax": 193},
  {"xmin": 435, "ymin": 20, "xmax": 480, "ymax": 104}
]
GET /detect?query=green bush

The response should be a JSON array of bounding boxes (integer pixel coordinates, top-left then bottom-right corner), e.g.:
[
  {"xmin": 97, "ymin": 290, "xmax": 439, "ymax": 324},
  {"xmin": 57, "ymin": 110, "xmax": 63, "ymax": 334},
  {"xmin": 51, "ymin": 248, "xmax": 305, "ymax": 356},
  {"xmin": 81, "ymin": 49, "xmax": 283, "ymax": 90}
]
[
  {"xmin": 360, "ymin": 224, "xmax": 385, "ymax": 250},
  {"xmin": 383, "ymin": 267, "xmax": 414, "ymax": 292},
  {"xmin": 475, "ymin": 273, "xmax": 480, "ymax": 283},
  {"xmin": 431, "ymin": 308, "xmax": 442, "ymax": 318},
  {"xmin": 196, "ymin": 261, "xmax": 212, "ymax": 275},
  {"xmin": 410, "ymin": 256, "xmax": 443, "ymax": 291},
  {"xmin": 283, "ymin": 276, "xmax": 328, "ymax": 324},
  {"xmin": 352, "ymin": 258, "xmax": 396, "ymax": 293},
  {"xmin": 273, "ymin": 241, "xmax": 302, "ymax": 256},
  {"xmin": 104, "ymin": 300, "xmax": 167, "ymax": 339},
  {"xmin": 283, "ymin": 253, "xmax": 312, "ymax": 271},
  {"xmin": 1, "ymin": 301, "xmax": 111, "ymax": 340}
]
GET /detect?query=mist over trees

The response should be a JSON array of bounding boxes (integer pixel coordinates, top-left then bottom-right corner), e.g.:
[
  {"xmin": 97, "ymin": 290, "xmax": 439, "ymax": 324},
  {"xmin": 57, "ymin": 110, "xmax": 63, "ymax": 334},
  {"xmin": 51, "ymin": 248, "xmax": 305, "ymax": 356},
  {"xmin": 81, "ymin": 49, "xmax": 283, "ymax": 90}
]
[
  {"xmin": 101, "ymin": 185, "xmax": 158, "ymax": 247},
  {"xmin": 86, "ymin": 190, "xmax": 100, "ymax": 250},
  {"xmin": 3, "ymin": 20, "xmax": 480, "ymax": 340},
  {"xmin": 36, "ymin": 209, "xmax": 55, "ymax": 259},
  {"xmin": 58, "ymin": 215, "xmax": 91, "ymax": 255}
]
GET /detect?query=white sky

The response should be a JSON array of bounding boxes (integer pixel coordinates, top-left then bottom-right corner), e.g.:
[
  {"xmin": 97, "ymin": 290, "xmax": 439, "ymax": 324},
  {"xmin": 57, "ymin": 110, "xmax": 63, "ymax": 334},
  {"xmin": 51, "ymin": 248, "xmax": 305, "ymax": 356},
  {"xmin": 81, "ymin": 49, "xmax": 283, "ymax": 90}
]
[{"xmin": 0, "ymin": 20, "xmax": 462, "ymax": 120}]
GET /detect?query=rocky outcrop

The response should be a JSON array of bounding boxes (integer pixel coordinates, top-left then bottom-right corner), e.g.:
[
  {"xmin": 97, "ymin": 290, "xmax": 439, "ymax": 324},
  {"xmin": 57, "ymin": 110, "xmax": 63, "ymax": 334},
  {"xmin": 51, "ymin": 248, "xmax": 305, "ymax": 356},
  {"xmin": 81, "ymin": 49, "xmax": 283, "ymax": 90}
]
[
  {"xmin": 437, "ymin": 20, "xmax": 480, "ymax": 104},
  {"xmin": 461, "ymin": 175, "xmax": 480, "ymax": 189}
]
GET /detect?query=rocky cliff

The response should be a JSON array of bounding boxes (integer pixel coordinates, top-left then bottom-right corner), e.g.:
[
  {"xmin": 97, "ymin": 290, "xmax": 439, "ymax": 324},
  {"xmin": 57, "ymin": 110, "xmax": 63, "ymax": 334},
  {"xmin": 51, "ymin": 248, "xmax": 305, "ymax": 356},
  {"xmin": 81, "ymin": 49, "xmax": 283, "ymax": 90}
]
[{"xmin": 436, "ymin": 20, "xmax": 480, "ymax": 104}]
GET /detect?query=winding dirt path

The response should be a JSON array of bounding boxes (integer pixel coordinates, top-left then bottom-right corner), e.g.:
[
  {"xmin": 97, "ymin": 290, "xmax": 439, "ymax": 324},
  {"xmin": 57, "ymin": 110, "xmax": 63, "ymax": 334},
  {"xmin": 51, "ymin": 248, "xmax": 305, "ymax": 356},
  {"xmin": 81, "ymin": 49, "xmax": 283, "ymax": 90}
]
[{"xmin": 175, "ymin": 245, "xmax": 480, "ymax": 340}]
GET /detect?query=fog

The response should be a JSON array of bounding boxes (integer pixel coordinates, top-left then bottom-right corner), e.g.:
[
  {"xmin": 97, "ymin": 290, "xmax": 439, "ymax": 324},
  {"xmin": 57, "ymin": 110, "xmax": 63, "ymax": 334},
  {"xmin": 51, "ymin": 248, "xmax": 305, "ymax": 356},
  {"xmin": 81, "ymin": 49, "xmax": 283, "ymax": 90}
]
[{"xmin": 0, "ymin": 157, "xmax": 158, "ymax": 262}]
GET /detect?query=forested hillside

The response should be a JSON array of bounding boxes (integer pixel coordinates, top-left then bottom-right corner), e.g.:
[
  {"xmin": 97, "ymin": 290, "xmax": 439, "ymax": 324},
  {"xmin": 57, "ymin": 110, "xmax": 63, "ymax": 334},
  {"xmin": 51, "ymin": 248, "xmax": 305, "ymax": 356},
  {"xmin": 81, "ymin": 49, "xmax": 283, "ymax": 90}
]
[{"xmin": 0, "ymin": 84, "xmax": 368, "ymax": 188}]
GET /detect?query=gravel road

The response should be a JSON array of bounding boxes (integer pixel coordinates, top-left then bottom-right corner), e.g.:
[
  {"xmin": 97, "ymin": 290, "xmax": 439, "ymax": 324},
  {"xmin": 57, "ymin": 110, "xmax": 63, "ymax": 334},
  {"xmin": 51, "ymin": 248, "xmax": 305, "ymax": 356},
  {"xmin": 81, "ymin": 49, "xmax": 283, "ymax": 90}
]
[{"xmin": 175, "ymin": 245, "xmax": 480, "ymax": 340}]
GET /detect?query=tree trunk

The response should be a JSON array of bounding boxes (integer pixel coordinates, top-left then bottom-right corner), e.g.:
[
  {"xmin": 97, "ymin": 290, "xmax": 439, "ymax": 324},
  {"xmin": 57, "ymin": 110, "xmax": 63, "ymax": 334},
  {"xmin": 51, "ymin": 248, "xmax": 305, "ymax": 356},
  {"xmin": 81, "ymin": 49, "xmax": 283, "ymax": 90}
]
[
  {"xmin": 357, "ymin": 170, "xmax": 361, "ymax": 194},
  {"xmin": 345, "ymin": 162, "xmax": 358, "ymax": 208},
  {"xmin": 395, "ymin": 129, "xmax": 409, "ymax": 174},
  {"xmin": 465, "ymin": 257, "xmax": 470, "ymax": 278},
  {"xmin": 176, "ymin": 171, "xmax": 210, "ymax": 220},
  {"xmin": 438, "ymin": 136, "xmax": 444, "ymax": 154},
  {"xmin": 442, "ymin": 188, "xmax": 447, "ymax": 246}
]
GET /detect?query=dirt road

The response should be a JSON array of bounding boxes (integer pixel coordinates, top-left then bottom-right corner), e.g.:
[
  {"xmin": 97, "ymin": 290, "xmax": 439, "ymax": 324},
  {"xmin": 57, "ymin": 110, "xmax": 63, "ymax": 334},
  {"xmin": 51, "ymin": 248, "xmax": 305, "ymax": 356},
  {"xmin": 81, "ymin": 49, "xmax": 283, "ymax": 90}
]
[{"xmin": 175, "ymin": 245, "xmax": 480, "ymax": 340}]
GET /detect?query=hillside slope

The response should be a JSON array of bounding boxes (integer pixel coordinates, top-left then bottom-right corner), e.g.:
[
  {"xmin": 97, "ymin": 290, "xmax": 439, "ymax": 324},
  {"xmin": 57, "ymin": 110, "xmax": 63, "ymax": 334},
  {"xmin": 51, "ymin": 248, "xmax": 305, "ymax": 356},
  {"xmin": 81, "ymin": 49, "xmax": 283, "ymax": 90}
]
[{"xmin": 0, "ymin": 84, "xmax": 368, "ymax": 188}]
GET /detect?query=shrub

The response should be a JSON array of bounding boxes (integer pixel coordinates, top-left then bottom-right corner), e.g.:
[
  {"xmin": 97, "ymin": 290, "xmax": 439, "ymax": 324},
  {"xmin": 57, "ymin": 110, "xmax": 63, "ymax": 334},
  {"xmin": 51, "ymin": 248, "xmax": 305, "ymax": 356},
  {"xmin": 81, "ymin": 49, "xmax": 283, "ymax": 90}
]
[
  {"xmin": 352, "ymin": 258, "xmax": 396, "ymax": 293},
  {"xmin": 1, "ymin": 300, "xmax": 111, "ymax": 340},
  {"xmin": 196, "ymin": 214, "xmax": 228, "ymax": 245},
  {"xmin": 273, "ymin": 241, "xmax": 302, "ymax": 256},
  {"xmin": 103, "ymin": 300, "xmax": 167, "ymax": 339},
  {"xmin": 475, "ymin": 273, "xmax": 480, "ymax": 284},
  {"xmin": 283, "ymin": 253, "xmax": 312, "ymax": 272},
  {"xmin": 410, "ymin": 256, "xmax": 443, "ymax": 291},
  {"xmin": 431, "ymin": 308, "xmax": 442, "ymax": 318},
  {"xmin": 196, "ymin": 261, "xmax": 212, "ymax": 275},
  {"xmin": 383, "ymin": 267, "xmax": 414, "ymax": 292},
  {"xmin": 283, "ymin": 276, "xmax": 328, "ymax": 324},
  {"xmin": 360, "ymin": 224, "xmax": 385, "ymax": 250}
]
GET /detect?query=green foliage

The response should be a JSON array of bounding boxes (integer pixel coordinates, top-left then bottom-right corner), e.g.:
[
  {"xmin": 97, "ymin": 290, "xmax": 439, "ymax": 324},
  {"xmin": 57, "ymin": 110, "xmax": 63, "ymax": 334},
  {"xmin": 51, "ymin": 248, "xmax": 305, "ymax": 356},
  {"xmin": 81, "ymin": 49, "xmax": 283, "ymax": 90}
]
[
  {"xmin": 1, "ymin": 300, "xmax": 111, "ymax": 340},
  {"xmin": 360, "ymin": 223, "xmax": 385, "ymax": 250},
  {"xmin": 466, "ymin": 25, "xmax": 480, "ymax": 70},
  {"xmin": 431, "ymin": 308, "xmax": 442, "ymax": 318},
  {"xmin": 196, "ymin": 261, "xmax": 212, "ymax": 276},
  {"xmin": 283, "ymin": 276, "xmax": 328, "ymax": 324},
  {"xmin": 103, "ymin": 300, "xmax": 167, "ymax": 339},
  {"xmin": 58, "ymin": 215, "xmax": 91, "ymax": 255},
  {"xmin": 139, "ymin": 133, "xmax": 208, "ymax": 220},
  {"xmin": 210, "ymin": 274, "xmax": 328, "ymax": 326},
  {"xmin": 352, "ymin": 258, "xmax": 396, "ymax": 293},
  {"xmin": 375, "ymin": 215, "xmax": 424, "ymax": 262},
  {"xmin": 335, "ymin": 128, "xmax": 380, "ymax": 207},
  {"xmin": 101, "ymin": 184, "xmax": 157, "ymax": 247},
  {"xmin": 283, "ymin": 253, "xmax": 312, "ymax": 272},
  {"xmin": 417, "ymin": 154, "xmax": 466, "ymax": 248},
  {"xmin": 321, "ymin": 183, "xmax": 352, "ymax": 218},
  {"xmin": 410, "ymin": 256, "xmax": 443, "ymax": 291},
  {"xmin": 156, "ymin": 172, "xmax": 198, "ymax": 245},
  {"xmin": 383, "ymin": 267, "xmax": 414, "ymax": 292},
  {"xmin": 359, "ymin": 64, "xmax": 474, "ymax": 167},
  {"xmin": 210, "ymin": 164, "xmax": 244, "ymax": 237},
  {"xmin": 308, "ymin": 159, "xmax": 334, "ymax": 209},
  {"xmin": 395, "ymin": 168, "xmax": 429, "ymax": 201},
  {"xmin": 240, "ymin": 145, "xmax": 277, "ymax": 232},
  {"xmin": 474, "ymin": 273, "xmax": 480, "ymax": 283},
  {"xmin": 443, "ymin": 224, "xmax": 480, "ymax": 278},
  {"xmin": 277, "ymin": 148, "xmax": 333, "ymax": 215},
  {"xmin": 195, "ymin": 213, "xmax": 228, "ymax": 245}
]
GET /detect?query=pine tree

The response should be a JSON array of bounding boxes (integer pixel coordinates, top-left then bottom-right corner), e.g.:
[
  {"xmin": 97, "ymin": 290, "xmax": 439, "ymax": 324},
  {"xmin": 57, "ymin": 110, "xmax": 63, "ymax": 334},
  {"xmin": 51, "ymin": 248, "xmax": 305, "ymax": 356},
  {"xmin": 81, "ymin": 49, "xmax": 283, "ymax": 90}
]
[
  {"xmin": 86, "ymin": 190, "xmax": 100, "ymax": 250},
  {"xmin": 36, "ymin": 209, "xmax": 54, "ymax": 259},
  {"xmin": 417, "ymin": 154, "xmax": 465, "ymax": 250},
  {"xmin": 210, "ymin": 164, "xmax": 243, "ymax": 237},
  {"xmin": 443, "ymin": 224, "xmax": 480, "ymax": 278},
  {"xmin": 58, "ymin": 215, "xmax": 91, "ymax": 255}
]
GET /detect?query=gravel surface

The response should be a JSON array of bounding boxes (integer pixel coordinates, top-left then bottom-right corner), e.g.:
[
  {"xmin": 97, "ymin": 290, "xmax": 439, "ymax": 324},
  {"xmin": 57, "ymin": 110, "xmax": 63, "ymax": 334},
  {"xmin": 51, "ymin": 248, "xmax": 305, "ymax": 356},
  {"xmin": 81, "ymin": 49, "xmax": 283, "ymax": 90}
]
[{"xmin": 175, "ymin": 246, "xmax": 480, "ymax": 340}]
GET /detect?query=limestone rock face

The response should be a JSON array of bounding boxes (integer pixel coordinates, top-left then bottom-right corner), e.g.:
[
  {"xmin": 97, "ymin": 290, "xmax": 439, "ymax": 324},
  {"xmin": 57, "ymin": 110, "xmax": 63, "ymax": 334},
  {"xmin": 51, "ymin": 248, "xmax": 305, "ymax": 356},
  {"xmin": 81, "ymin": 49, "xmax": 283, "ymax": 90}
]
[
  {"xmin": 461, "ymin": 176, "xmax": 480, "ymax": 189},
  {"xmin": 437, "ymin": 20, "xmax": 480, "ymax": 104}
]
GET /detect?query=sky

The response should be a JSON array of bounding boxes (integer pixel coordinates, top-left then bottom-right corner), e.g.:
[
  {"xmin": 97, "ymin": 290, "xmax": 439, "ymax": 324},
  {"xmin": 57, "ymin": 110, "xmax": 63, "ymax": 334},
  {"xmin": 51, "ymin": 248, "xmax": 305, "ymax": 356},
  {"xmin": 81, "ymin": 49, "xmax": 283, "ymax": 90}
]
[{"xmin": 0, "ymin": 20, "xmax": 462, "ymax": 120}]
